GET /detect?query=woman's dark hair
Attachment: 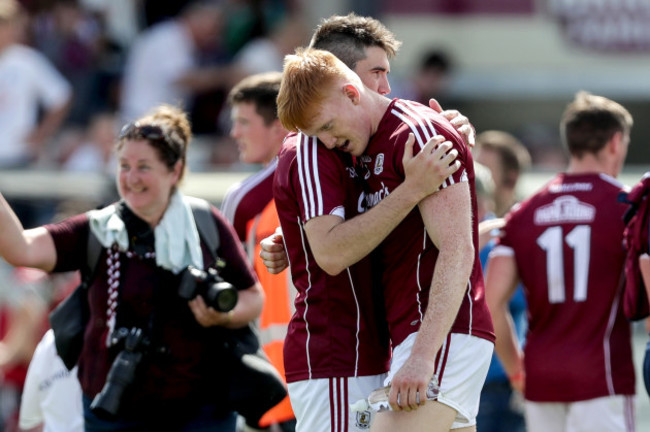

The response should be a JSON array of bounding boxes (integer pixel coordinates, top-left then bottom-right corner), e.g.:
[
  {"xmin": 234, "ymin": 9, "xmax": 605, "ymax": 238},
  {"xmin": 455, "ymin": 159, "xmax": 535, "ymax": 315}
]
[{"xmin": 117, "ymin": 104, "xmax": 192, "ymax": 183}]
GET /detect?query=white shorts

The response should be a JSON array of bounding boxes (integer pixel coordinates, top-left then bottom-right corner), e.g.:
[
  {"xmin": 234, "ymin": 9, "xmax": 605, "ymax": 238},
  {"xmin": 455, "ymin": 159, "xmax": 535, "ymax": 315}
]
[
  {"xmin": 525, "ymin": 395, "xmax": 636, "ymax": 432},
  {"xmin": 385, "ymin": 332, "xmax": 493, "ymax": 429},
  {"xmin": 287, "ymin": 374, "xmax": 387, "ymax": 432}
]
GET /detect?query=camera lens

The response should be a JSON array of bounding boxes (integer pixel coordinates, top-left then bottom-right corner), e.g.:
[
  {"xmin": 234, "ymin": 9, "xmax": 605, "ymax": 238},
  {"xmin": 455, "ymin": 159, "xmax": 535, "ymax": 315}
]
[{"xmin": 206, "ymin": 281, "xmax": 238, "ymax": 312}]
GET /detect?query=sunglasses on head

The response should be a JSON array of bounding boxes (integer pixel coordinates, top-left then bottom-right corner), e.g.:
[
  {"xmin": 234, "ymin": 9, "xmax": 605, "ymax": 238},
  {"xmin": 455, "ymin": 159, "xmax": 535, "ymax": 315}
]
[
  {"xmin": 118, "ymin": 122, "xmax": 182, "ymax": 162},
  {"xmin": 119, "ymin": 122, "xmax": 170, "ymax": 143}
]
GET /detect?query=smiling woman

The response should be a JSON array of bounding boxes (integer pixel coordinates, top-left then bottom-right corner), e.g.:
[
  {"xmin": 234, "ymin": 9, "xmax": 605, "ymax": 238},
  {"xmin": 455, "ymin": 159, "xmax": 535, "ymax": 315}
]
[
  {"xmin": 0, "ymin": 104, "xmax": 268, "ymax": 431},
  {"xmin": 116, "ymin": 110, "xmax": 187, "ymax": 227}
]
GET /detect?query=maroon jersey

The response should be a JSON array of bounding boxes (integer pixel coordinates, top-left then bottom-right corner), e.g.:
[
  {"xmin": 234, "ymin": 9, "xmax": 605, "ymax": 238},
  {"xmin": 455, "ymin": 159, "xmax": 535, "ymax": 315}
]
[
  {"xmin": 274, "ymin": 132, "xmax": 390, "ymax": 383},
  {"xmin": 358, "ymin": 98, "xmax": 494, "ymax": 347},
  {"xmin": 495, "ymin": 173, "xmax": 635, "ymax": 402},
  {"xmin": 221, "ymin": 159, "xmax": 276, "ymax": 242},
  {"xmin": 622, "ymin": 172, "xmax": 650, "ymax": 320}
]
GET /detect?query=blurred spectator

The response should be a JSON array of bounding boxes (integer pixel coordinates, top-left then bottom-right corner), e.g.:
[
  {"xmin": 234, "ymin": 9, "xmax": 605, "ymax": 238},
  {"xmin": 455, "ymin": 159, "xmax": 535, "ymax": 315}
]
[
  {"xmin": 473, "ymin": 130, "xmax": 532, "ymax": 217},
  {"xmin": 397, "ymin": 48, "xmax": 454, "ymax": 107},
  {"xmin": 0, "ymin": 0, "xmax": 72, "ymax": 228},
  {"xmin": 30, "ymin": 0, "xmax": 104, "ymax": 125},
  {"xmin": 18, "ymin": 329, "xmax": 84, "ymax": 432},
  {"xmin": 142, "ymin": 0, "xmax": 194, "ymax": 27},
  {"xmin": 518, "ymin": 123, "xmax": 567, "ymax": 171},
  {"xmin": 223, "ymin": 0, "xmax": 299, "ymax": 57},
  {"xmin": 60, "ymin": 111, "xmax": 117, "ymax": 175},
  {"xmin": 0, "ymin": 0, "xmax": 72, "ymax": 169},
  {"xmin": 474, "ymin": 161, "xmax": 496, "ymax": 249},
  {"xmin": 0, "ymin": 263, "xmax": 50, "ymax": 432},
  {"xmin": 474, "ymin": 131, "xmax": 530, "ymax": 432},
  {"xmin": 231, "ymin": 13, "xmax": 308, "ymax": 75},
  {"xmin": 78, "ymin": 0, "xmax": 142, "ymax": 114},
  {"xmin": 119, "ymin": 0, "xmax": 238, "ymax": 134},
  {"xmin": 79, "ymin": 0, "xmax": 141, "ymax": 52}
]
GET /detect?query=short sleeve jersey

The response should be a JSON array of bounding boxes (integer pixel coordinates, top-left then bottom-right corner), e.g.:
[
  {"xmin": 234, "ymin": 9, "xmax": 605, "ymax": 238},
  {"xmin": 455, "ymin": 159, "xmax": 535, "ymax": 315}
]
[
  {"xmin": 494, "ymin": 173, "xmax": 635, "ymax": 402},
  {"xmin": 221, "ymin": 158, "xmax": 277, "ymax": 242},
  {"xmin": 358, "ymin": 98, "xmax": 494, "ymax": 347},
  {"xmin": 273, "ymin": 132, "xmax": 390, "ymax": 383}
]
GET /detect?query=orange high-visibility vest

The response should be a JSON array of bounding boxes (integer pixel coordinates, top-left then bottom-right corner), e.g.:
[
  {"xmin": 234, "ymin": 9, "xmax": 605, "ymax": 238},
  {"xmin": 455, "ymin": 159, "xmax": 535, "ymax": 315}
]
[{"xmin": 246, "ymin": 200, "xmax": 296, "ymax": 426}]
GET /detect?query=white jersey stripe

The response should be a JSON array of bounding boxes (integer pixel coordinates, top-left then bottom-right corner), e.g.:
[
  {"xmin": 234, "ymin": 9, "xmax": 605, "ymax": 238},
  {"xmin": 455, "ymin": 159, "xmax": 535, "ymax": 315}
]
[
  {"xmin": 394, "ymin": 100, "xmax": 435, "ymax": 142},
  {"xmin": 345, "ymin": 267, "xmax": 362, "ymax": 376},
  {"xmin": 309, "ymin": 137, "xmax": 324, "ymax": 218},
  {"xmin": 391, "ymin": 103, "xmax": 457, "ymax": 190},
  {"xmin": 300, "ymin": 134, "xmax": 317, "ymax": 219},
  {"xmin": 390, "ymin": 108, "xmax": 427, "ymax": 151},
  {"xmin": 296, "ymin": 134, "xmax": 312, "ymax": 221},
  {"xmin": 220, "ymin": 158, "xmax": 277, "ymax": 222},
  {"xmin": 297, "ymin": 216, "xmax": 313, "ymax": 378},
  {"xmin": 603, "ymin": 274, "xmax": 625, "ymax": 395},
  {"xmin": 297, "ymin": 134, "xmax": 325, "ymax": 220}
]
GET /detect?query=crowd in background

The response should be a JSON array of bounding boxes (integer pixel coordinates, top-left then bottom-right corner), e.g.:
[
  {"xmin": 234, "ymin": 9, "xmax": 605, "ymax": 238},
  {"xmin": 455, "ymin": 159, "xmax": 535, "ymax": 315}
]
[
  {"xmin": 0, "ymin": 1, "xmax": 647, "ymax": 432},
  {"xmin": 19, "ymin": 0, "xmax": 300, "ymax": 169}
]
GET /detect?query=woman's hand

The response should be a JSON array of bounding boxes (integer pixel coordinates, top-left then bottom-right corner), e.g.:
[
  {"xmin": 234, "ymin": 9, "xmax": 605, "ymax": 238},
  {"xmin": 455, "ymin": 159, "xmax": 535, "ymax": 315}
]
[
  {"xmin": 188, "ymin": 281, "xmax": 264, "ymax": 328},
  {"xmin": 188, "ymin": 296, "xmax": 233, "ymax": 327}
]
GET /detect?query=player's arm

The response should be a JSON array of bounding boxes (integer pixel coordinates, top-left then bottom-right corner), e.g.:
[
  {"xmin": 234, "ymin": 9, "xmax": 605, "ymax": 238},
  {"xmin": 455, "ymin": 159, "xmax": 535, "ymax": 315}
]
[
  {"xmin": 387, "ymin": 181, "xmax": 474, "ymax": 411},
  {"xmin": 485, "ymin": 251, "xmax": 525, "ymax": 392},
  {"xmin": 305, "ymin": 134, "xmax": 460, "ymax": 275}
]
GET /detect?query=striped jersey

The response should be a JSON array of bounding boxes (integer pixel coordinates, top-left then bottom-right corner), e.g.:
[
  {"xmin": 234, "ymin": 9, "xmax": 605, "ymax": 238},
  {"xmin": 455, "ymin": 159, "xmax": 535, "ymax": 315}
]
[
  {"xmin": 274, "ymin": 132, "xmax": 391, "ymax": 383},
  {"xmin": 493, "ymin": 173, "xmax": 635, "ymax": 401},
  {"xmin": 358, "ymin": 98, "xmax": 494, "ymax": 347},
  {"xmin": 221, "ymin": 158, "xmax": 277, "ymax": 242}
]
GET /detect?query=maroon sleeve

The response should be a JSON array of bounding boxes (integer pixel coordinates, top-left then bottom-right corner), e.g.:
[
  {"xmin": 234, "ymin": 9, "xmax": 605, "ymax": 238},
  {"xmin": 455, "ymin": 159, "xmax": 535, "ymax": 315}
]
[
  {"xmin": 44, "ymin": 213, "xmax": 90, "ymax": 273},
  {"xmin": 211, "ymin": 206, "xmax": 258, "ymax": 291}
]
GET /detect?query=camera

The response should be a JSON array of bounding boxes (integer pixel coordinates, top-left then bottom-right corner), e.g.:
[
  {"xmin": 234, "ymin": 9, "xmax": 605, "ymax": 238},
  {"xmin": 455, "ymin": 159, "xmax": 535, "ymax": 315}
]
[
  {"xmin": 178, "ymin": 264, "xmax": 238, "ymax": 313},
  {"xmin": 90, "ymin": 327, "xmax": 150, "ymax": 418}
]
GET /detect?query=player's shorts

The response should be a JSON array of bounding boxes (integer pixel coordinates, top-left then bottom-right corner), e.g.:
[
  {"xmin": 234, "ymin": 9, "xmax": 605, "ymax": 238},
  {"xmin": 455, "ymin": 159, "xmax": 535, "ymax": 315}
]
[
  {"xmin": 385, "ymin": 332, "xmax": 493, "ymax": 429},
  {"xmin": 525, "ymin": 395, "xmax": 636, "ymax": 432},
  {"xmin": 287, "ymin": 373, "xmax": 387, "ymax": 432}
]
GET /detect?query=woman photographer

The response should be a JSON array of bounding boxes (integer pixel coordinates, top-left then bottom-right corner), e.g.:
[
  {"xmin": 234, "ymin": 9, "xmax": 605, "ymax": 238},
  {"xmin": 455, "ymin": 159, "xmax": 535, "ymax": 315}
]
[{"xmin": 0, "ymin": 104, "xmax": 264, "ymax": 431}]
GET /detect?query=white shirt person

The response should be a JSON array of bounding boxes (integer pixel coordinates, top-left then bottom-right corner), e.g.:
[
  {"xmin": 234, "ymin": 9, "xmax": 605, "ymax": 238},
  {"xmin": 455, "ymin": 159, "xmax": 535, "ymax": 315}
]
[{"xmin": 19, "ymin": 329, "xmax": 84, "ymax": 432}]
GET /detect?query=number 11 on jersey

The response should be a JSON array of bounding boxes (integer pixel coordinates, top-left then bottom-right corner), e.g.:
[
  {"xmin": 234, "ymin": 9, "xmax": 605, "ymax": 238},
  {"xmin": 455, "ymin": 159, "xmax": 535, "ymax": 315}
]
[{"xmin": 537, "ymin": 225, "xmax": 591, "ymax": 303}]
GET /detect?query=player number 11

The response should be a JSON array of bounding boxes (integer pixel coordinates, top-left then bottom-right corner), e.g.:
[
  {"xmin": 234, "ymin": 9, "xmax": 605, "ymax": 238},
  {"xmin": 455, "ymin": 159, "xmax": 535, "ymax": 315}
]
[{"xmin": 536, "ymin": 225, "xmax": 591, "ymax": 304}]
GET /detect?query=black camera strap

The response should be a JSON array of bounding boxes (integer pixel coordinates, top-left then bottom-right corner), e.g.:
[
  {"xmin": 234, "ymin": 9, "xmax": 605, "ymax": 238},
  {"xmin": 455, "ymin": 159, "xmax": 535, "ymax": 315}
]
[{"xmin": 187, "ymin": 197, "xmax": 220, "ymax": 262}]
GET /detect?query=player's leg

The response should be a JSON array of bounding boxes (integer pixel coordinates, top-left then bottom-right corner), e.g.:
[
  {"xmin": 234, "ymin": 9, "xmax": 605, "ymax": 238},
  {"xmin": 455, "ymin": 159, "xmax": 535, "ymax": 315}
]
[
  {"xmin": 525, "ymin": 401, "xmax": 567, "ymax": 432},
  {"xmin": 370, "ymin": 333, "xmax": 492, "ymax": 431},
  {"xmin": 371, "ymin": 400, "xmax": 457, "ymax": 432},
  {"xmin": 566, "ymin": 395, "xmax": 636, "ymax": 432}
]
